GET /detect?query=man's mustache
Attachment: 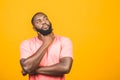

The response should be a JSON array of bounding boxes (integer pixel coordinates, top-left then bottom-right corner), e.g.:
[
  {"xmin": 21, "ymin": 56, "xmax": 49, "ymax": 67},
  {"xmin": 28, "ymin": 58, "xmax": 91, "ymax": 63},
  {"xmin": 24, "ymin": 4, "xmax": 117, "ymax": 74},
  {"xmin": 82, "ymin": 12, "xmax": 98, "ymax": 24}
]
[{"xmin": 41, "ymin": 23, "xmax": 50, "ymax": 28}]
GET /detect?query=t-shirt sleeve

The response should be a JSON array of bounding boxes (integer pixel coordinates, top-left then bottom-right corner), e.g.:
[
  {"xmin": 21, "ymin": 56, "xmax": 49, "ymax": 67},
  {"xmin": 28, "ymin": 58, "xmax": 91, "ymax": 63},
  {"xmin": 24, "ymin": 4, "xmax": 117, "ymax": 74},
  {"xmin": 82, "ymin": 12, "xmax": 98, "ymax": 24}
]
[
  {"xmin": 60, "ymin": 37, "xmax": 73, "ymax": 59},
  {"xmin": 20, "ymin": 40, "xmax": 32, "ymax": 59}
]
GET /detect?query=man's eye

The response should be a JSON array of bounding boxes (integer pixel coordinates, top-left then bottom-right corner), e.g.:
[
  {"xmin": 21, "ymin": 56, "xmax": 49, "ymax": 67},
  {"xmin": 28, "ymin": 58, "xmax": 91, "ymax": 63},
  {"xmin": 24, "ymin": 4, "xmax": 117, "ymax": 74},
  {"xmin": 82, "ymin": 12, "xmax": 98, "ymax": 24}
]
[
  {"xmin": 36, "ymin": 21, "xmax": 39, "ymax": 23},
  {"xmin": 36, "ymin": 20, "xmax": 41, "ymax": 23},
  {"xmin": 44, "ymin": 17, "xmax": 48, "ymax": 20}
]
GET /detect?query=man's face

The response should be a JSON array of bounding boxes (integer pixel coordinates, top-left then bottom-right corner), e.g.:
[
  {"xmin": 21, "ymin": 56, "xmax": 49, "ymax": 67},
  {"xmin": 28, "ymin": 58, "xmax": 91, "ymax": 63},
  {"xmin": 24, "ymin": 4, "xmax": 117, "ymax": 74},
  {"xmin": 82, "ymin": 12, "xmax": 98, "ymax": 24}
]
[{"xmin": 33, "ymin": 14, "xmax": 52, "ymax": 35}]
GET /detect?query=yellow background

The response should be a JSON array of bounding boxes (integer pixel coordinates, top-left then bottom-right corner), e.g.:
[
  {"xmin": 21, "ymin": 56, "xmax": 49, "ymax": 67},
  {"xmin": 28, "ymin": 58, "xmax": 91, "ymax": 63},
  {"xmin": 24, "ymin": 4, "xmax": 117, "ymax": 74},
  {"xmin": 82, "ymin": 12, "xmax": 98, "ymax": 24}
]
[{"xmin": 0, "ymin": 0, "xmax": 120, "ymax": 80}]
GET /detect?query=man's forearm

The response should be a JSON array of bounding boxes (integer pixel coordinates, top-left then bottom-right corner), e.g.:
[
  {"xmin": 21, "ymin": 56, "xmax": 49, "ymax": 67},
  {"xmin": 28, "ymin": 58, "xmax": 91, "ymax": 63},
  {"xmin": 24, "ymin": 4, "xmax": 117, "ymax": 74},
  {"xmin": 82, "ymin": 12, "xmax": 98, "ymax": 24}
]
[
  {"xmin": 20, "ymin": 33, "xmax": 55, "ymax": 75},
  {"xmin": 35, "ymin": 64, "xmax": 66, "ymax": 76},
  {"xmin": 20, "ymin": 43, "xmax": 49, "ymax": 73},
  {"xmin": 35, "ymin": 57, "xmax": 73, "ymax": 76}
]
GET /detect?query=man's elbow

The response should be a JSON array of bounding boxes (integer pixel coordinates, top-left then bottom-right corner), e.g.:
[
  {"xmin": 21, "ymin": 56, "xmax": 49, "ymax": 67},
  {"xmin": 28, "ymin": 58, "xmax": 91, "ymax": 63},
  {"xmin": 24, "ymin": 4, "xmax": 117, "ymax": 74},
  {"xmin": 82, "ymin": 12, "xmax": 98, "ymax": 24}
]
[
  {"xmin": 20, "ymin": 59, "xmax": 33, "ymax": 73},
  {"xmin": 60, "ymin": 57, "xmax": 73, "ymax": 74},
  {"xmin": 64, "ymin": 66, "xmax": 71, "ymax": 74},
  {"xmin": 61, "ymin": 63, "xmax": 73, "ymax": 74}
]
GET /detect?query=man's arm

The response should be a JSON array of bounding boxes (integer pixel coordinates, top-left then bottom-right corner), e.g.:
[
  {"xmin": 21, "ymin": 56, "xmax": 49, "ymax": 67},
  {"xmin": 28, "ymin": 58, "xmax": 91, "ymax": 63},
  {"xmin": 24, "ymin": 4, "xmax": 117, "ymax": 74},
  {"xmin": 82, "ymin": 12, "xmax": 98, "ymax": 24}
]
[
  {"xmin": 35, "ymin": 57, "xmax": 73, "ymax": 76},
  {"xmin": 20, "ymin": 33, "xmax": 54, "ymax": 74},
  {"xmin": 20, "ymin": 43, "xmax": 49, "ymax": 74}
]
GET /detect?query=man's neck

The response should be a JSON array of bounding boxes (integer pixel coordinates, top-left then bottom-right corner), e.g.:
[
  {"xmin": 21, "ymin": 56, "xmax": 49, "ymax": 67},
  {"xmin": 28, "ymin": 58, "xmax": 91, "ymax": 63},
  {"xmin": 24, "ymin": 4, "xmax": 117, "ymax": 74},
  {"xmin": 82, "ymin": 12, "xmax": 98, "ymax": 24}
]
[{"xmin": 37, "ymin": 32, "xmax": 54, "ymax": 40}]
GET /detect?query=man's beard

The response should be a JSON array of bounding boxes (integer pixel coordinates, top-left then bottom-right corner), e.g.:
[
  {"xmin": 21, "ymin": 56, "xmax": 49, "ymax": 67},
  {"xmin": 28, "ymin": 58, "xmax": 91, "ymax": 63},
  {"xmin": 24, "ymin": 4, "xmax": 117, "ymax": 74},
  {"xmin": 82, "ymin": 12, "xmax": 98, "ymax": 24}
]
[{"xmin": 35, "ymin": 24, "xmax": 53, "ymax": 35}]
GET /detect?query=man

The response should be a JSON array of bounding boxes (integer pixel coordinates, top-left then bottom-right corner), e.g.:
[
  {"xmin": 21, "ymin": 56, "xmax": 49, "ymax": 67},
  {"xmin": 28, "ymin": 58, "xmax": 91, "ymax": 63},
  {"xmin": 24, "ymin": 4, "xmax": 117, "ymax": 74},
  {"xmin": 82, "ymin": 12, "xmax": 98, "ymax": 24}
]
[{"xmin": 20, "ymin": 12, "xmax": 73, "ymax": 80}]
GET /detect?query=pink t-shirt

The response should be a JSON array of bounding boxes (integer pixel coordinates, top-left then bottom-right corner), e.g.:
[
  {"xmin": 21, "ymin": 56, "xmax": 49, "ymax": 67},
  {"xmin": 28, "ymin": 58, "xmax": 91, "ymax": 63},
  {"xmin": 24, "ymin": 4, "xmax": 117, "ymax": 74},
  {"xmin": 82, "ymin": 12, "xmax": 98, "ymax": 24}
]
[{"xmin": 20, "ymin": 35, "xmax": 73, "ymax": 80}]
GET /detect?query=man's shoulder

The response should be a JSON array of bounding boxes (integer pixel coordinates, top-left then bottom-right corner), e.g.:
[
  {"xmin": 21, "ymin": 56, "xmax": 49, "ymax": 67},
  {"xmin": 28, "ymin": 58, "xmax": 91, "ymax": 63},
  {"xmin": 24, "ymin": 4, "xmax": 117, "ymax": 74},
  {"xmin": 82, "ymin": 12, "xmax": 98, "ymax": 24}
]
[{"xmin": 20, "ymin": 36, "xmax": 37, "ymax": 45}]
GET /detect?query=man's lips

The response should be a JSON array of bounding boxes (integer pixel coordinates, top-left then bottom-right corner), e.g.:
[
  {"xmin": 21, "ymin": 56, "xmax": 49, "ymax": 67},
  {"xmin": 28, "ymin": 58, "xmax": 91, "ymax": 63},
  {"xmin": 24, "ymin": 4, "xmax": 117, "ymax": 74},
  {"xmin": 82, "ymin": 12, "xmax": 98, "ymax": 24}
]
[
  {"xmin": 42, "ymin": 27, "xmax": 49, "ymax": 30},
  {"xmin": 41, "ymin": 24, "xmax": 49, "ymax": 30}
]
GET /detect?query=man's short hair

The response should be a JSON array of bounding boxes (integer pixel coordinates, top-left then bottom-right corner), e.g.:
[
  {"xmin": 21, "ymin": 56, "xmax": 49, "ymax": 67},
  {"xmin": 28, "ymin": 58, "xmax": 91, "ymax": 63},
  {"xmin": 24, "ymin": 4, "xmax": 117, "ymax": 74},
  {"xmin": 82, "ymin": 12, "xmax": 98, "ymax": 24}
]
[{"xmin": 31, "ymin": 12, "xmax": 47, "ymax": 25}]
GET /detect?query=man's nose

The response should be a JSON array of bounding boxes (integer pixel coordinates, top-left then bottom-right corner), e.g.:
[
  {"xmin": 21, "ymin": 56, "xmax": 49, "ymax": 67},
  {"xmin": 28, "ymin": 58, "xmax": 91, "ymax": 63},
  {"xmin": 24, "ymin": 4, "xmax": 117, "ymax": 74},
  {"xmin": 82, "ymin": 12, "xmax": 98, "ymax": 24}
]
[{"xmin": 41, "ymin": 20, "xmax": 46, "ymax": 24}]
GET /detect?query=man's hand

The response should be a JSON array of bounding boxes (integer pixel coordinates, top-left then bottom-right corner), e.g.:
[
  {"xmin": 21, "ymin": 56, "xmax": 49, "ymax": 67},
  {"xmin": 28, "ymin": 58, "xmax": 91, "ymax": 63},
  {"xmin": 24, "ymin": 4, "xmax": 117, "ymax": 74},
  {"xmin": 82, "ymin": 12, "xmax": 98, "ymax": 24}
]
[{"xmin": 38, "ymin": 32, "xmax": 55, "ymax": 46}]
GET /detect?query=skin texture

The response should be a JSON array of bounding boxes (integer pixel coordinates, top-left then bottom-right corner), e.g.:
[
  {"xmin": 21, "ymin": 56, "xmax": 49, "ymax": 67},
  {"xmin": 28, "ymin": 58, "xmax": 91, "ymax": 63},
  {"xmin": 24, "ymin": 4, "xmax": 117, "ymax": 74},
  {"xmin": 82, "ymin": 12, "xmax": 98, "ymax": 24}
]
[{"xmin": 20, "ymin": 12, "xmax": 73, "ymax": 76}]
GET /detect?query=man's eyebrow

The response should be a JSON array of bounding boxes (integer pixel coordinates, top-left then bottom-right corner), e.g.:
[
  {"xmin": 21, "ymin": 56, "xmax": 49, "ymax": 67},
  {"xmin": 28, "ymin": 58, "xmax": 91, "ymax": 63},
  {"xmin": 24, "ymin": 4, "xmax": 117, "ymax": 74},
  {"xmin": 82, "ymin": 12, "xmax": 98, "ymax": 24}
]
[
  {"xmin": 35, "ymin": 18, "xmax": 41, "ymax": 21},
  {"xmin": 43, "ymin": 15, "xmax": 47, "ymax": 18}
]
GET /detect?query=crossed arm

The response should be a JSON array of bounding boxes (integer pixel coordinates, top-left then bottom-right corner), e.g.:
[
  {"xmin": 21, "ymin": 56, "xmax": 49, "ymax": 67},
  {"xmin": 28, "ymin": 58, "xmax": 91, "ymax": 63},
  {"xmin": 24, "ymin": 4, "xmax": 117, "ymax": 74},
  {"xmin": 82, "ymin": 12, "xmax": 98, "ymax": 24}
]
[
  {"xmin": 20, "ymin": 51, "xmax": 73, "ymax": 76},
  {"xmin": 20, "ymin": 48, "xmax": 73, "ymax": 76},
  {"xmin": 20, "ymin": 33, "xmax": 73, "ymax": 76},
  {"xmin": 35, "ymin": 57, "xmax": 73, "ymax": 76},
  {"xmin": 20, "ymin": 42, "xmax": 49, "ymax": 75}
]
